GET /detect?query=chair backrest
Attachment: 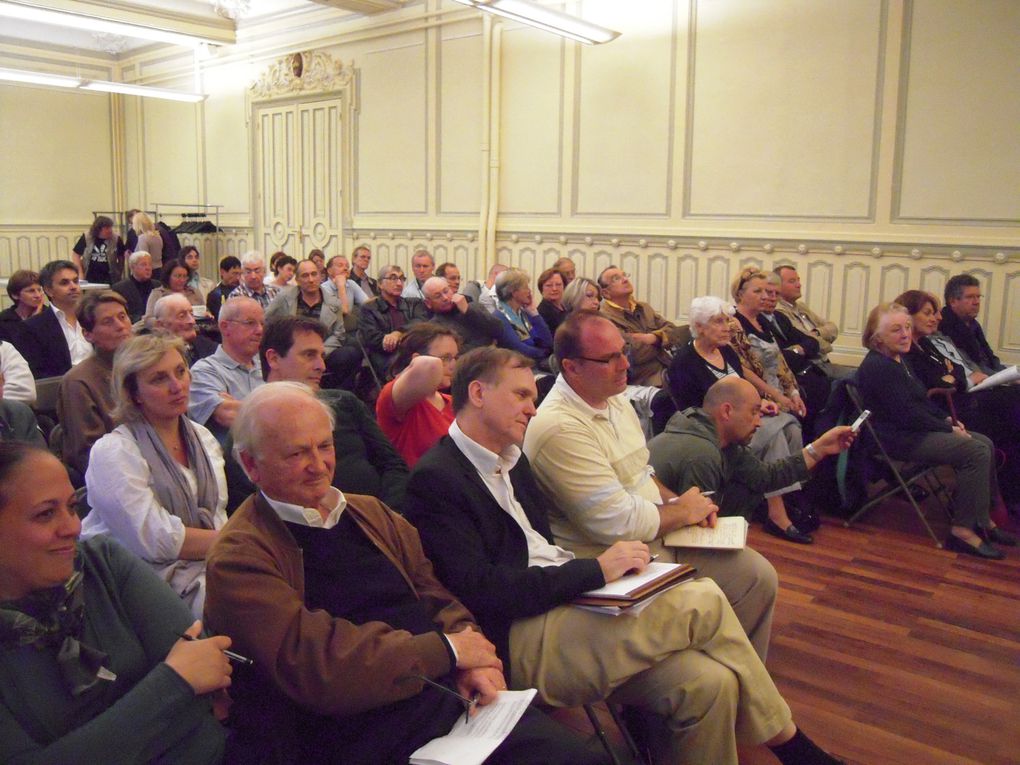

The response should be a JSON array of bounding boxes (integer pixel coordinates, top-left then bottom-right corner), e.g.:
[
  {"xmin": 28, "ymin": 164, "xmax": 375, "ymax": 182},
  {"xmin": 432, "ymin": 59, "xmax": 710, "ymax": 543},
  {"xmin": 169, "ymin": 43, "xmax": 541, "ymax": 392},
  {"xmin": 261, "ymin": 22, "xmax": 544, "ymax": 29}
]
[{"xmin": 33, "ymin": 375, "xmax": 63, "ymax": 415}]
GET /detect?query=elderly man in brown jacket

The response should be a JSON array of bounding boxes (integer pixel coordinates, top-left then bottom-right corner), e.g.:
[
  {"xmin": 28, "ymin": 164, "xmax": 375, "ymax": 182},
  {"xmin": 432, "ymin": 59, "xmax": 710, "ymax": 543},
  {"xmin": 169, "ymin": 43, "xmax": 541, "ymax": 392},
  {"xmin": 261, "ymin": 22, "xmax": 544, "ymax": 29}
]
[
  {"xmin": 204, "ymin": 382, "xmax": 604, "ymax": 765},
  {"xmin": 597, "ymin": 264, "xmax": 687, "ymax": 386}
]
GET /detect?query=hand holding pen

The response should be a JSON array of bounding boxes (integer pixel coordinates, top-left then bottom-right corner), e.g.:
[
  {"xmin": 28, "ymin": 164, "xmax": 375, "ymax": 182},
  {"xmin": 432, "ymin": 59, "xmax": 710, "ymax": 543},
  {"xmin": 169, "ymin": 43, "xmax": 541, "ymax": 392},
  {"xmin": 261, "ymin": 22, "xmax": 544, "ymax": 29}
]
[{"xmin": 165, "ymin": 620, "xmax": 236, "ymax": 695}]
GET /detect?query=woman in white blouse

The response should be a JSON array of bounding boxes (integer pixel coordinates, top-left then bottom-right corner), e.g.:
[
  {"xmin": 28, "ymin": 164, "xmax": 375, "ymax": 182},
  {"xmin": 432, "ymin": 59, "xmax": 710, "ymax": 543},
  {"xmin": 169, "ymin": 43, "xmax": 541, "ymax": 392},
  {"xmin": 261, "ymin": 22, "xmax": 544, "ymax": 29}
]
[{"xmin": 82, "ymin": 334, "xmax": 227, "ymax": 617}]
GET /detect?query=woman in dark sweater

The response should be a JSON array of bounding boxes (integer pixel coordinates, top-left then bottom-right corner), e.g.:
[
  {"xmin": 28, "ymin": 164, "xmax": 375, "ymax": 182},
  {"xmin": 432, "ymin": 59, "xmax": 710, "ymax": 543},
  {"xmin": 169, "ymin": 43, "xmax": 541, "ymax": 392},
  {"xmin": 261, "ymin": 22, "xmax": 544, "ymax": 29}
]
[
  {"xmin": 856, "ymin": 302, "xmax": 1015, "ymax": 559},
  {"xmin": 668, "ymin": 296, "xmax": 813, "ymax": 544},
  {"xmin": 536, "ymin": 267, "xmax": 568, "ymax": 335},
  {"xmin": 0, "ymin": 443, "xmax": 232, "ymax": 763}
]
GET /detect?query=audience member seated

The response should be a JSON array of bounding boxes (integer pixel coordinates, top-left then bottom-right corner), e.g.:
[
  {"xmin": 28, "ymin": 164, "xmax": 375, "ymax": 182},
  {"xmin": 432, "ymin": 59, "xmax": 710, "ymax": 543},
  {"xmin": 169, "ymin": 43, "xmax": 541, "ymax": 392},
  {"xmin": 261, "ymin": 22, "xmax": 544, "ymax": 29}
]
[
  {"xmin": 205, "ymin": 383, "xmax": 602, "ymax": 765},
  {"xmin": 435, "ymin": 261, "xmax": 462, "ymax": 294},
  {"xmin": 562, "ymin": 276, "xmax": 601, "ymax": 313},
  {"xmin": 774, "ymin": 265, "xmax": 854, "ymax": 377},
  {"xmin": 189, "ymin": 297, "xmax": 265, "ymax": 443},
  {"xmin": 423, "ymin": 275, "xmax": 502, "ymax": 352},
  {"xmin": 523, "ymin": 312, "xmax": 778, "ymax": 659},
  {"xmin": 224, "ymin": 316, "xmax": 408, "ymax": 512},
  {"xmin": 358, "ymin": 264, "xmax": 428, "ymax": 379},
  {"xmin": 856, "ymin": 303, "xmax": 1015, "ymax": 559},
  {"xmin": 57, "ymin": 291, "xmax": 133, "ymax": 479},
  {"xmin": 462, "ymin": 262, "xmax": 507, "ymax": 313},
  {"xmin": 144, "ymin": 259, "xmax": 206, "ymax": 319},
  {"xmin": 204, "ymin": 255, "xmax": 242, "ymax": 320},
  {"xmin": 650, "ymin": 377, "xmax": 852, "ymax": 532},
  {"xmin": 597, "ymin": 265, "xmax": 684, "ymax": 386},
  {"xmin": 266, "ymin": 258, "xmax": 362, "ymax": 389},
  {"xmin": 0, "ymin": 340, "xmax": 35, "ymax": 405},
  {"xmin": 111, "ymin": 251, "xmax": 157, "ymax": 322},
  {"xmin": 407, "ymin": 348, "xmax": 843, "ymax": 765},
  {"xmin": 82, "ymin": 334, "xmax": 228, "ymax": 616},
  {"xmin": 376, "ymin": 322, "xmax": 459, "ymax": 468},
  {"xmin": 0, "ymin": 384, "xmax": 45, "ymax": 446},
  {"xmin": 72, "ymin": 215, "xmax": 126, "ymax": 284},
  {"xmin": 401, "ymin": 248, "xmax": 435, "ymax": 299},
  {"xmin": 130, "ymin": 212, "xmax": 164, "ymax": 278},
  {"xmin": 180, "ymin": 245, "xmax": 215, "ymax": 298},
  {"xmin": 153, "ymin": 294, "xmax": 218, "ymax": 364},
  {"xmin": 0, "ymin": 269, "xmax": 45, "ymax": 335},
  {"xmin": 0, "ymin": 443, "xmax": 231, "ymax": 764},
  {"xmin": 536, "ymin": 267, "xmax": 568, "ymax": 335},
  {"xmin": 668, "ymin": 296, "xmax": 811, "ymax": 543},
  {"xmin": 307, "ymin": 248, "xmax": 327, "ymax": 281},
  {"xmin": 350, "ymin": 244, "xmax": 379, "ymax": 297},
  {"xmin": 938, "ymin": 273, "xmax": 1007, "ymax": 376},
  {"xmin": 761, "ymin": 272, "xmax": 832, "ymax": 434},
  {"xmin": 16, "ymin": 259, "xmax": 90, "ymax": 379},
  {"xmin": 552, "ymin": 256, "xmax": 576, "ymax": 285},
  {"xmin": 228, "ymin": 251, "xmax": 280, "ymax": 308},
  {"xmin": 493, "ymin": 269, "xmax": 553, "ymax": 365},
  {"xmin": 896, "ymin": 289, "xmax": 1020, "ymax": 510},
  {"xmin": 321, "ymin": 254, "xmax": 370, "ymax": 315},
  {"xmin": 266, "ymin": 253, "xmax": 297, "ymax": 289}
]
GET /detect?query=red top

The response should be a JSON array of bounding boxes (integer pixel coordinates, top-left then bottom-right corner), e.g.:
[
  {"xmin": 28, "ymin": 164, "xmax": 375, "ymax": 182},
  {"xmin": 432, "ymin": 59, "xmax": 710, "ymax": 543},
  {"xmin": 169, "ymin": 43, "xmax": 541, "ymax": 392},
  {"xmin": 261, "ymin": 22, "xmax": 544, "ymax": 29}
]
[{"xmin": 376, "ymin": 380, "xmax": 455, "ymax": 468}]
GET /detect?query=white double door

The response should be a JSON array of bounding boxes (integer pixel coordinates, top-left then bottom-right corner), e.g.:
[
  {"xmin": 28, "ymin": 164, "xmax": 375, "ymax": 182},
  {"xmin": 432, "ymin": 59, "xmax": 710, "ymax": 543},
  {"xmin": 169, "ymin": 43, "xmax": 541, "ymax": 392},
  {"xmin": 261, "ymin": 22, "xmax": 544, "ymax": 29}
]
[{"xmin": 254, "ymin": 98, "xmax": 343, "ymax": 259}]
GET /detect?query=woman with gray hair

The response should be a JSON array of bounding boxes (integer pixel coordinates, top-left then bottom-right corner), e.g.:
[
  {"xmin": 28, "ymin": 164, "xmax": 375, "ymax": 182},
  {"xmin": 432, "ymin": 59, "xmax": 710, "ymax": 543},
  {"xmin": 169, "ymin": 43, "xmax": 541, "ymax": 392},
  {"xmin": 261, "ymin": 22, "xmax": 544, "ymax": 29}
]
[
  {"xmin": 562, "ymin": 276, "xmax": 601, "ymax": 314},
  {"xmin": 667, "ymin": 295, "xmax": 814, "ymax": 544},
  {"xmin": 81, "ymin": 334, "xmax": 227, "ymax": 616},
  {"xmin": 494, "ymin": 268, "xmax": 553, "ymax": 363}
]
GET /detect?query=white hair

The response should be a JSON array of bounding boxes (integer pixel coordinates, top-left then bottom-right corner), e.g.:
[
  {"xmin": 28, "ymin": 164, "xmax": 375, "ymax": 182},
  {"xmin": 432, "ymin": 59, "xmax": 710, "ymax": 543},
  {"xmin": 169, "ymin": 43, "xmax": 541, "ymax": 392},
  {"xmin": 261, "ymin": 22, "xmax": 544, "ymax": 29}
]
[
  {"xmin": 128, "ymin": 251, "xmax": 152, "ymax": 268},
  {"xmin": 240, "ymin": 251, "xmax": 265, "ymax": 268},
  {"xmin": 153, "ymin": 293, "xmax": 191, "ymax": 321},
  {"xmin": 231, "ymin": 381, "xmax": 335, "ymax": 468},
  {"xmin": 219, "ymin": 296, "xmax": 260, "ymax": 324},
  {"xmin": 688, "ymin": 296, "xmax": 735, "ymax": 337},
  {"xmin": 422, "ymin": 276, "xmax": 449, "ymax": 299}
]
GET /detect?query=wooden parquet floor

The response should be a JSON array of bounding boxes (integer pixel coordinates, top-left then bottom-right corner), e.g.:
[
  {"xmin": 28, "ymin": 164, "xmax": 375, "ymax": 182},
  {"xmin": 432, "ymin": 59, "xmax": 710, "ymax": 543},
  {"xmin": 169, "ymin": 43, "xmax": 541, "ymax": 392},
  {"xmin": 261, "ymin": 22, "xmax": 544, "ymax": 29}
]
[{"xmin": 757, "ymin": 498, "xmax": 1020, "ymax": 765}]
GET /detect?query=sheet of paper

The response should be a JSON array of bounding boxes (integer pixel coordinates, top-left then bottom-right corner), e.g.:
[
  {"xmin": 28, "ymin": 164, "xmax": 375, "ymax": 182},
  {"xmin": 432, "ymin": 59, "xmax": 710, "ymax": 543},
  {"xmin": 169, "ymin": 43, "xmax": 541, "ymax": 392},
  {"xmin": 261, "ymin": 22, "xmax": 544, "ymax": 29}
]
[
  {"xmin": 579, "ymin": 561, "xmax": 682, "ymax": 598},
  {"xmin": 664, "ymin": 516, "xmax": 748, "ymax": 549},
  {"xmin": 574, "ymin": 580, "xmax": 690, "ymax": 617},
  {"xmin": 970, "ymin": 365, "xmax": 1019, "ymax": 392},
  {"xmin": 409, "ymin": 688, "xmax": 537, "ymax": 765}
]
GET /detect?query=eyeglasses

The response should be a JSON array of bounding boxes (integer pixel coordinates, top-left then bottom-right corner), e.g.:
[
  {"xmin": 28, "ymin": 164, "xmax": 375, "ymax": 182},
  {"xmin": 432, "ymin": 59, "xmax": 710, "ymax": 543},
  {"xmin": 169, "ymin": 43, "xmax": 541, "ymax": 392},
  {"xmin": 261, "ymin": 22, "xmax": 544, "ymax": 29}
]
[
  {"xmin": 572, "ymin": 348, "xmax": 628, "ymax": 365},
  {"xmin": 431, "ymin": 353, "xmax": 459, "ymax": 364},
  {"xmin": 605, "ymin": 272, "xmax": 630, "ymax": 285},
  {"xmin": 225, "ymin": 319, "xmax": 263, "ymax": 328},
  {"xmin": 382, "ymin": 275, "xmax": 406, "ymax": 282}
]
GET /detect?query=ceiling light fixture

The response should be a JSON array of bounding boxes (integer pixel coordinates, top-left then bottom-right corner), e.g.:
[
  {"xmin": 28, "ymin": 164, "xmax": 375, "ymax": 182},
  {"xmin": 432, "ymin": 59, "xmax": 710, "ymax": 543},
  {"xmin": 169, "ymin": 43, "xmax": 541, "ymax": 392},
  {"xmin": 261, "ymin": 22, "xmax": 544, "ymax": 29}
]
[
  {"xmin": 450, "ymin": 0, "xmax": 620, "ymax": 45},
  {"xmin": 0, "ymin": 67, "xmax": 207, "ymax": 102},
  {"xmin": 0, "ymin": 1, "xmax": 226, "ymax": 48}
]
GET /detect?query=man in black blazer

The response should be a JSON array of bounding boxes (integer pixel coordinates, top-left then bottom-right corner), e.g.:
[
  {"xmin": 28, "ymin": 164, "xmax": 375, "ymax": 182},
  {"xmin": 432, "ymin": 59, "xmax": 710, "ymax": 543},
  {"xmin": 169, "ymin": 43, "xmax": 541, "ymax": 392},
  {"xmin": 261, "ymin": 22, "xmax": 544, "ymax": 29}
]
[
  {"xmin": 111, "ymin": 251, "xmax": 156, "ymax": 322},
  {"xmin": 15, "ymin": 260, "xmax": 90, "ymax": 379},
  {"xmin": 405, "ymin": 347, "xmax": 840, "ymax": 765}
]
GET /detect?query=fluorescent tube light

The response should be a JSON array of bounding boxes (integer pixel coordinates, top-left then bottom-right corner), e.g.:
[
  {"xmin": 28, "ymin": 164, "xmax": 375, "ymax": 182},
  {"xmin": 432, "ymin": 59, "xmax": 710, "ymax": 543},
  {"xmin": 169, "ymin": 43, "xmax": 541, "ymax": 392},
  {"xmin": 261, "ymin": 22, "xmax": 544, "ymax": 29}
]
[
  {"xmin": 0, "ymin": 1, "xmax": 219, "ymax": 47},
  {"xmin": 451, "ymin": 0, "xmax": 620, "ymax": 45},
  {"xmin": 80, "ymin": 80, "xmax": 206, "ymax": 102},
  {"xmin": 0, "ymin": 66, "xmax": 80, "ymax": 87}
]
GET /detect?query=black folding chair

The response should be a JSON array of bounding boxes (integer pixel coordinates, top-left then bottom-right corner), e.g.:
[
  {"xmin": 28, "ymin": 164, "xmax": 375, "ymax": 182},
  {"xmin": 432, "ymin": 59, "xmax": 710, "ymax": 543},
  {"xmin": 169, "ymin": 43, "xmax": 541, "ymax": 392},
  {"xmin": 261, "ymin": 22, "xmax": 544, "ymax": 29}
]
[{"xmin": 843, "ymin": 381, "xmax": 953, "ymax": 547}]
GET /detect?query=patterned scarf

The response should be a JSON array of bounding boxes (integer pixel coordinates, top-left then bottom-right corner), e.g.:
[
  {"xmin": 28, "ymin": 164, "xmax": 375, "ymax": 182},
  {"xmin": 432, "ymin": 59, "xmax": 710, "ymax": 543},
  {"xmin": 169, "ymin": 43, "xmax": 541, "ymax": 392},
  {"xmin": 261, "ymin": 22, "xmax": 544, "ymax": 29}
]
[
  {"xmin": 497, "ymin": 300, "xmax": 532, "ymax": 341},
  {"xmin": 0, "ymin": 553, "xmax": 110, "ymax": 696}
]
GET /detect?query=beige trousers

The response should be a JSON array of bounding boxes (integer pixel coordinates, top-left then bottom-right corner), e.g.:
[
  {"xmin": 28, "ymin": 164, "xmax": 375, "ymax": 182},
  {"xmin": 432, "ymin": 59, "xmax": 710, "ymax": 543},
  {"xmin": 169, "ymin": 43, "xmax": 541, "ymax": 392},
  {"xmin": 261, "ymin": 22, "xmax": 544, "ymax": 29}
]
[{"xmin": 509, "ymin": 578, "xmax": 791, "ymax": 765}]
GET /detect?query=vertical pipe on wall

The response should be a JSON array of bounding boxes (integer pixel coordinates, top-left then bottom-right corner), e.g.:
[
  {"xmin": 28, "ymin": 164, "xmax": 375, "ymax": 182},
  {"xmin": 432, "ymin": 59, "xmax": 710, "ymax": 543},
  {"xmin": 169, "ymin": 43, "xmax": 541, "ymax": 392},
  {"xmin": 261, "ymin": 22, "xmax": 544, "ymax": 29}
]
[
  {"xmin": 477, "ymin": 14, "xmax": 493, "ymax": 271},
  {"xmin": 109, "ymin": 91, "xmax": 127, "ymax": 221},
  {"xmin": 484, "ymin": 22, "xmax": 502, "ymax": 272}
]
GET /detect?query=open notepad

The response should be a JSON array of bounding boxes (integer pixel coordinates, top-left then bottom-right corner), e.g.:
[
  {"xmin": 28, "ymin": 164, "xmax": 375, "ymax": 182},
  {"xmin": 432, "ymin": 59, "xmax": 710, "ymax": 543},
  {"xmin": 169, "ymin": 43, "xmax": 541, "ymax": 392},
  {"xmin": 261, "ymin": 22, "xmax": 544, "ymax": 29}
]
[
  {"xmin": 663, "ymin": 516, "xmax": 749, "ymax": 550},
  {"xmin": 409, "ymin": 689, "xmax": 537, "ymax": 765},
  {"xmin": 572, "ymin": 561, "xmax": 697, "ymax": 615}
]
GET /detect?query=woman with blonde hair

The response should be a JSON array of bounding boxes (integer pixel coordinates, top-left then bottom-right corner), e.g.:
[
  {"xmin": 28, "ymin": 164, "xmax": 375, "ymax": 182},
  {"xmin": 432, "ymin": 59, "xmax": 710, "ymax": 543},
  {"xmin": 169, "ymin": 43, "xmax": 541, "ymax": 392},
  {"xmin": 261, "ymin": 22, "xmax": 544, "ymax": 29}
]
[
  {"xmin": 131, "ymin": 211, "xmax": 165, "ymax": 277},
  {"xmin": 857, "ymin": 302, "xmax": 1014, "ymax": 558},
  {"xmin": 81, "ymin": 334, "xmax": 228, "ymax": 614},
  {"xmin": 562, "ymin": 277, "xmax": 601, "ymax": 314}
]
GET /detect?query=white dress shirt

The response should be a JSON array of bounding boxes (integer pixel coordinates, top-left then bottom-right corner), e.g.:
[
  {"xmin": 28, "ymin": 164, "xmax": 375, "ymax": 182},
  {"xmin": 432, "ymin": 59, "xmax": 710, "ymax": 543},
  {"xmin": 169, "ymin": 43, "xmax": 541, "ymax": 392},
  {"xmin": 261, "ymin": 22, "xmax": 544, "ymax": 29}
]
[
  {"xmin": 53, "ymin": 305, "xmax": 93, "ymax": 367},
  {"xmin": 448, "ymin": 420, "xmax": 573, "ymax": 568},
  {"xmin": 0, "ymin": 341, "xmax": 36, "ymax": 404},
  {"xmin": 262, "ymin": 486, "xmax": 347, "ymax": 529}
]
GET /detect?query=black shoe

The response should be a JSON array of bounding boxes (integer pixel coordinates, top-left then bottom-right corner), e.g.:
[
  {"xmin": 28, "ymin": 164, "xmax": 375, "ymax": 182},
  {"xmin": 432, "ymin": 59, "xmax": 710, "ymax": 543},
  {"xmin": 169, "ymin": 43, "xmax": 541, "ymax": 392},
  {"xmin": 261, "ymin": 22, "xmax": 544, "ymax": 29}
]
[
  {"xmin": 977, "ymin": 526, "xmax": 1018, "ymax": 547},
  {"xmin": 945, "ymin": 533, "xmax": 1005, "ymax": 560},
  {"xmin": 763, "ymin": 518, "xmax": 813, "ymax": 544}
]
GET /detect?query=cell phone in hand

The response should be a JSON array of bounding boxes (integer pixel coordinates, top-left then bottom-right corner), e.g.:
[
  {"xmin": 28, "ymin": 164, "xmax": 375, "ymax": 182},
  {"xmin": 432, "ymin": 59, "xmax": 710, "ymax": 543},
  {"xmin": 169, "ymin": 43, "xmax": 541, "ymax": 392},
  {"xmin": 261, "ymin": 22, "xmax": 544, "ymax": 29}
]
[{"xmin": 850, "ymin": 409, "xmax": 871, "ymax": 433}]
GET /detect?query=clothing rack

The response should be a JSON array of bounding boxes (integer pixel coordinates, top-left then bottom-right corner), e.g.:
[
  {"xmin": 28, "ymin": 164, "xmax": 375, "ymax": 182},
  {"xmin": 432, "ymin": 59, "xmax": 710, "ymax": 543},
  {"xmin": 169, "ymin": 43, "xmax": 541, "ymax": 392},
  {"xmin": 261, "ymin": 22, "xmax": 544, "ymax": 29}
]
[{"xmin": 153, "ymin": 203, "xmax": 225, "ymax": 260}]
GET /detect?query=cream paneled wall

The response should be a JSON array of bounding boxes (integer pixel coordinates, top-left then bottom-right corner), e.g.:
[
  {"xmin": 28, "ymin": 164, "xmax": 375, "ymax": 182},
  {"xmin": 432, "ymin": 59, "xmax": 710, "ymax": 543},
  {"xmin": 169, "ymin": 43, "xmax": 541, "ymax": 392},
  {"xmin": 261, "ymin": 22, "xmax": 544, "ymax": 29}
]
[{"xmin": 0, "ymin": 0, "xmax": 1016, "ymax": 361}]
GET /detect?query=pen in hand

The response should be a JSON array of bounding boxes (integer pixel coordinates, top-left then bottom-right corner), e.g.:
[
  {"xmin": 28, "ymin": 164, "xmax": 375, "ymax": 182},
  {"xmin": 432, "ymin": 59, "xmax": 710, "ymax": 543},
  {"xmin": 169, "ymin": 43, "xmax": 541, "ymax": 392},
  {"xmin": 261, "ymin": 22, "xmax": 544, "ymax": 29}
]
[
  {"xmin": 400, "ymin": 674, "xmax": 479, "ymax": 723},
  {"xmin": 177, "ymin": 632, "xmax": 253, "ymax": 666}
]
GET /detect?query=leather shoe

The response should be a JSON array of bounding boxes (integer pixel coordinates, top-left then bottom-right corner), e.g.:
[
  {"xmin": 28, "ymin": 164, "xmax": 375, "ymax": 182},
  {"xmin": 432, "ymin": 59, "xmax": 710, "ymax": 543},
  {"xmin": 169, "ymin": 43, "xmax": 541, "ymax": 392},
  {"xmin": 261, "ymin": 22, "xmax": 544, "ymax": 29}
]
[
  {"xmin": 945, "ymin": 533, "xmax": 1005, "ymax": 560},
  {"xmin": 763, "ymin": 518, "xmax": 813, "ymax": 544},
  {"xmin": 976, "ymin": 526, "xmax": 1018, "ymax": 547}
]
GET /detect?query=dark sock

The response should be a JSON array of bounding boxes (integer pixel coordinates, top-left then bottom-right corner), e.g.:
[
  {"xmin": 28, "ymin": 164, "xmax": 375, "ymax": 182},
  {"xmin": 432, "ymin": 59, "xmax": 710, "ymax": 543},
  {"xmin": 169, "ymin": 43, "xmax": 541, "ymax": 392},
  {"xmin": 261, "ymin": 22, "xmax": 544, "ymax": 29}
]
[{"xmin": 769, "ymin": 729, "xmax": 844, "ymax": 765}]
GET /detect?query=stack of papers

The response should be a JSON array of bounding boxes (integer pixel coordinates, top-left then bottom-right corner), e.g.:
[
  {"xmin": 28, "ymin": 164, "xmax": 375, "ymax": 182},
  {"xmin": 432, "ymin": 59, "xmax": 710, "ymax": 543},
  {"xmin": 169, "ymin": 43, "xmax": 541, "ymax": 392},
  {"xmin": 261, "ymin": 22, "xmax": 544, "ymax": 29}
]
[
  {"xmin": 663, "ymin": 516, "xmax": 749, "ymax": 550},
  {"xmin": 572, "ymin": 561, "xmax": 697, "ymax": 615}
]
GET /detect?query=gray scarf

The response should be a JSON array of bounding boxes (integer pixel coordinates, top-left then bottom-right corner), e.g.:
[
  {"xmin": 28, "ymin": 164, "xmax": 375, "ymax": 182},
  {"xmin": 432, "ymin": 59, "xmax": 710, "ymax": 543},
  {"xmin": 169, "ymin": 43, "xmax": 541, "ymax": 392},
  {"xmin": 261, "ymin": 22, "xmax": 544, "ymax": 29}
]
[{"xmin": 127, "ymin": 417, "xmax": 218, "ymax": 529}]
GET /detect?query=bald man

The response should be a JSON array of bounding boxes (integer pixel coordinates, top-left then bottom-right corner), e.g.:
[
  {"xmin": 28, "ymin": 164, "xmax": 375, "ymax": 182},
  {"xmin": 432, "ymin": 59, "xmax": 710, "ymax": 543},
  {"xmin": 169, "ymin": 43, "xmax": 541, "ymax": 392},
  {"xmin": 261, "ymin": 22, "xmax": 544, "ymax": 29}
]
[
  {"xmin": 648, "ymin": 376, "xmax": 854, "ymax": 522},
  {"xmin": 422, "ymin": 276, "xmax": 502, "ymax": 352},
  {"xmin": 153, "ymin": 293, "xmax": 217, "ymax": 364}
]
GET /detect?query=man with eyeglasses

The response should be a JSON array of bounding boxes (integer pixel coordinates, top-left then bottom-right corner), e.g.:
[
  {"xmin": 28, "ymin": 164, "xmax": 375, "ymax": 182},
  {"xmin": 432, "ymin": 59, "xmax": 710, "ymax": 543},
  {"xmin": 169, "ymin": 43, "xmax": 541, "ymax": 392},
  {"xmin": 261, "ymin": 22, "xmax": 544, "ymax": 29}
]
[
  {"xmin": 422, "ymin": 276, "xmax": 502, "ymax": 352},
  {"xmin": 597, "ymin": 265, "xmax": 686, "ymax": 386},
  {"xmin": 227, "ymin": 251, "xmax": 280, "ymax": 309},
  {"xmin": 523, "ymin": 312, "xmax": 779, "ymax": 661},
  {"xmin": 358, "ymin": 264, "xmax": 428, "ymax": 379},
  {"xmin": 189, "ymin": 297, "xmax": 265, "ymax": 443}
]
